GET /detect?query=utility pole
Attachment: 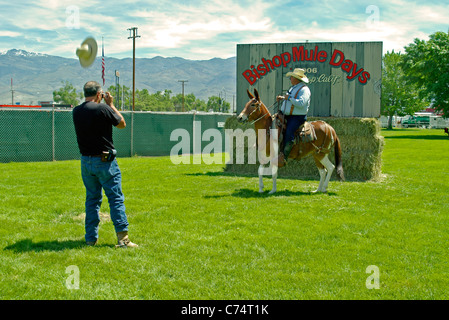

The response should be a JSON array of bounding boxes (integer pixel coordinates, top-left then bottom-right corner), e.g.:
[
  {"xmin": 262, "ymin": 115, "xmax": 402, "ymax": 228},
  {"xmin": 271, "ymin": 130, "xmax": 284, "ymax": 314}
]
[
  {"xmin": 127, "ymin": 27, "xmax": 140, "ymax": 111},
  {"xmin": 178, "ymin": 80, "xmax": 188, "ymax": 112}
]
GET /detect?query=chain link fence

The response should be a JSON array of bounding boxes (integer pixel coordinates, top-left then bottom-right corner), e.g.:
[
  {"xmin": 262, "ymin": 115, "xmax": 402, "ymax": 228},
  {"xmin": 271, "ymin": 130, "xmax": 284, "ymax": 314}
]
[{"xmin": 0, "ymin": 108, "xmax": 232, "ymax": 163}]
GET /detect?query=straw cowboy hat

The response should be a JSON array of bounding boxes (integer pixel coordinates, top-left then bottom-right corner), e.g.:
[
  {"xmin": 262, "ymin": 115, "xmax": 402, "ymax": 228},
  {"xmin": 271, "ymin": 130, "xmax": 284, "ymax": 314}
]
[
  {"xmin": 286, "ymin": 68, "xmax": 309, "ymax": 83},
  {"xmin": 76, "ymin": 37, "xmax": 98, "ymax": 68}
]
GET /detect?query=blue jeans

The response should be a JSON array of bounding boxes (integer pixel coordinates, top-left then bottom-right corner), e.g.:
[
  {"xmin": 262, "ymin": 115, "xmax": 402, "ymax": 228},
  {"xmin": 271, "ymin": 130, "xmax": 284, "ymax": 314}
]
[
  {"xmin": 81, "ymin": 156, "xmax": 129, "ymax": 243},
  {"xmin": 284, "ymin": 115, "xmax": 307, "ymax": 143}
]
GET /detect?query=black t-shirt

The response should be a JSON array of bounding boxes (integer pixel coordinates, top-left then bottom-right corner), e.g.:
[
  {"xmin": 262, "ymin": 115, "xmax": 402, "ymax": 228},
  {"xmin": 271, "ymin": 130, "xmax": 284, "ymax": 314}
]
[{"xmin": 72, "ymin": 101, "xmax": 122, "ymax": 156}]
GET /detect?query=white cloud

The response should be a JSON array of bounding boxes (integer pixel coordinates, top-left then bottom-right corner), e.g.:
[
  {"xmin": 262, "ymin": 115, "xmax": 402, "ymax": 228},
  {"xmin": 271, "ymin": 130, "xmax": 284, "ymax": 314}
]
[
  {"xmin": 131, "ymin": 0, "xmax": 273, "ymax": 52},
  {"xmin": 0, "ymin": 31, "xmax": 22, "ymax": 37},
  {"xmin": 0, "ymin": 0, "xmax": 447, "ymax": 60},
  {"xmin": 239, "ymin": 0, "xmax": 449, "ymax": 55}
]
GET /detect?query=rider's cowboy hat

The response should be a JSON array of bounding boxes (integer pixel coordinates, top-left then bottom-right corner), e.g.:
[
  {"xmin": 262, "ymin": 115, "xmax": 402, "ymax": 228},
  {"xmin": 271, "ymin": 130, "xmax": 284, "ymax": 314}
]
[
  {"xmin": 76, "ymin": 37, "xmax": 98, "ymax": 68},
  {"xmin": 286, "ymin": 68, "xmax": 309, "ymax": 83}
]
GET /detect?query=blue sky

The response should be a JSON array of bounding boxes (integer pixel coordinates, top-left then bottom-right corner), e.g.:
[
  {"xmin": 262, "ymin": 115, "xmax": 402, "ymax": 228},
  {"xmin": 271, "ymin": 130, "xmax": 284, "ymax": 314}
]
[{"xmin": 0, "ymin": 0, "xmax": 447, "ymax": 60}]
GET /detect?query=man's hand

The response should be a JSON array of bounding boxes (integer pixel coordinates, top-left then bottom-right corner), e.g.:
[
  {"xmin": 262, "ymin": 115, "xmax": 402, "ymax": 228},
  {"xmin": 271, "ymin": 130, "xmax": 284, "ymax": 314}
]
[
  {"xmin": 276, "ymin": 94, "xmax": 288, "ymax": 101},
  {"xmin": 104, "ymin": 92, "xmax": 114, "ymax": 106},
  {"xmin": 103, "ymin": 92, "xmax": 126, "ymax": 129}
]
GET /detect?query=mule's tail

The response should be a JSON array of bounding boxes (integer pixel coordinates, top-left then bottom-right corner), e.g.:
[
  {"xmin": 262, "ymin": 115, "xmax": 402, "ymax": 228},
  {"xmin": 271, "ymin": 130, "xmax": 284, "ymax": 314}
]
[{"xmin": 334, "ymin": 134, "xmax": 345, "ymax": 181}]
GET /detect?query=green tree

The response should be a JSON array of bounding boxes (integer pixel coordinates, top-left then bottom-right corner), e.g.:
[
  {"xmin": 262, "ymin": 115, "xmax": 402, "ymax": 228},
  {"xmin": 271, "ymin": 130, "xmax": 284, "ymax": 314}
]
[
  {"xmin": 401, "ymin": 31, "xmax": 449, "ymax": 116},
  {"xmin": 207, "ymin": 95, "xmax": 230, "ymax": 113},
  {"xmin": 134, "ymin": 88, "xmax": 152, "ymax": 111},
  {"xmin": 190, "ymin": 97, "xmax": 207, "ymax": 112},
  {"xmin": 153, "ymin": 90, "xmax": 175, "ymax": 111},
  {"xmin": 172, "ymin": 93, "xmax": 207, "ymax": 112},
  {"xmin": 134, "ymin": 89, "xmax": 175, "ymax": 111},
  {"xmin": 53, "ymin": 81, "xmax": 81, "ymax": 106},
  {"xmin": 381, "ymin": 50, "xmax": 426, "ymax": 129}
]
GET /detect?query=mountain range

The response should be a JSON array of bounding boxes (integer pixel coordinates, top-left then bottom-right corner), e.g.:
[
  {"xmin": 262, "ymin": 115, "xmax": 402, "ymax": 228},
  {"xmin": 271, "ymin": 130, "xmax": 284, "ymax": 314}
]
[{"xmin": 0, "ymin": 49, "xmax": 236, "ymax": 107}]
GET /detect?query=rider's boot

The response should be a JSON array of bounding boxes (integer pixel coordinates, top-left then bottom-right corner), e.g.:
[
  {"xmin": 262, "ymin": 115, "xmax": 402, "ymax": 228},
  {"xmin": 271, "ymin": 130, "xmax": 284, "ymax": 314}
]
[{"xmin": 282, "ymin": 141, "xmax": 294, "ymax": 165}]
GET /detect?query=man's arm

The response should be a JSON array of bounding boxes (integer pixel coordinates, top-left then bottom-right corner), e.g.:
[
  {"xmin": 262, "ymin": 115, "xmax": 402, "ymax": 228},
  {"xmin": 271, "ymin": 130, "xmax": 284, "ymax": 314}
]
[{"xmin": 104, "ymin": 92, "xmax": 126, "ymax": 129}]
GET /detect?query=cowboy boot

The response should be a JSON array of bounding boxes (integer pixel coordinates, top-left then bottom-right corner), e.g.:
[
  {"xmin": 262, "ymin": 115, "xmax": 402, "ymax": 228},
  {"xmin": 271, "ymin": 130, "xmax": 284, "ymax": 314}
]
[
  {"xmin": 115, "ymin": 231, "xmax": 139, "ymax": 248},
  {"xmin": 283, "ymin": 141, "xmax": 294, "ymax": 161}
]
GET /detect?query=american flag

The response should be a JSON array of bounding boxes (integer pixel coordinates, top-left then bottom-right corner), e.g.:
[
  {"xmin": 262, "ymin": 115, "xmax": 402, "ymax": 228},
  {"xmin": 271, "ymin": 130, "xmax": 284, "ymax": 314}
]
[{"xmin": 101, "ymin": 38, "xmax": 105, "ymax": 86}]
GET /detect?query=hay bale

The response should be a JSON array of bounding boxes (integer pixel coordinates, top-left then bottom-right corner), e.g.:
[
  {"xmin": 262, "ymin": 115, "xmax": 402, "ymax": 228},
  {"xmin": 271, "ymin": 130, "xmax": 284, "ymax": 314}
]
[{"xmin": 224, "ymin": 116, "xmax": 384, "ymax": 181}]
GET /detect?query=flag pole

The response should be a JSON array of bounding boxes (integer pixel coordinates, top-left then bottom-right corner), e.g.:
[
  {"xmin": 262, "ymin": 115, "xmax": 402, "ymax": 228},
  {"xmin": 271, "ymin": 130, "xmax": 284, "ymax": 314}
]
[{"xmin": 101, "ymin": 36, "xmax": 105, "ymax": 87}]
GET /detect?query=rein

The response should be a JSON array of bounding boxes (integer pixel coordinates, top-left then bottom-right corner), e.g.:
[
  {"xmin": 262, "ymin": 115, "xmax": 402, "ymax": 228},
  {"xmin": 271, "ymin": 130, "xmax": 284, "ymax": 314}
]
[{"xmin": 249, "ymin": 100, "xmax": 279, "ymax": 125}]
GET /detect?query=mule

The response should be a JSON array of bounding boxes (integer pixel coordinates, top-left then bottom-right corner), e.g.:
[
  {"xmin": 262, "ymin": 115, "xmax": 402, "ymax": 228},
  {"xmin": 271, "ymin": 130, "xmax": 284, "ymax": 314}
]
[{"xmin": 237, "ymin": 88, "xmax": 344, "ymax": 194}]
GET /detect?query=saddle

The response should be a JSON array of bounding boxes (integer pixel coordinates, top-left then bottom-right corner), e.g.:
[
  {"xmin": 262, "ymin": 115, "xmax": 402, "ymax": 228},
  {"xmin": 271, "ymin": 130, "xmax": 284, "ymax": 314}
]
[
  {"xmin": 296, "ymin": 121, "xmax": 317, "ymax": 144},
  {"xmin": 274, "ymin": 112, "xmax": 317, "ymax": 147}
]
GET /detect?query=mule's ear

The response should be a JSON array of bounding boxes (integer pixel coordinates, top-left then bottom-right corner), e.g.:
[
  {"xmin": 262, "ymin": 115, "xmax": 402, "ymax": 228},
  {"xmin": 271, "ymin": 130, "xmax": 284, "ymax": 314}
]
[
  {"xmin": 247, "ymin": 89, "xmax": 254, "ymax": 99},
  {"xmin": 254, "ymin": 89, "xmax": 260, "ymax": 101}
]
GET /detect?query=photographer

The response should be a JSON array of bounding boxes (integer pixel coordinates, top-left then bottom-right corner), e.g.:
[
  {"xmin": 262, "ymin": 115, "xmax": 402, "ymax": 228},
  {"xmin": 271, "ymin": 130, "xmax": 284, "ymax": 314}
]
[{"xmin": 72, "ymin": 81, "xmax": 138, "ymax": 248}]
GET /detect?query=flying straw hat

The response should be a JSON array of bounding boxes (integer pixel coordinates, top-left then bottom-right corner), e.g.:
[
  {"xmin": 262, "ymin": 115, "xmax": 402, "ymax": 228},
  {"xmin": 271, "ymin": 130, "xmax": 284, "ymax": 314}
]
[{"xmin": 76, "ymin": 37, "xmax": 98, "ymax": 68}]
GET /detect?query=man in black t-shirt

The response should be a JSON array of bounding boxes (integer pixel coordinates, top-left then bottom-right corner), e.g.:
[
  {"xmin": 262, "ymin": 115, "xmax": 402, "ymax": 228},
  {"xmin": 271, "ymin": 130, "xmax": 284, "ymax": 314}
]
[{"xmin": 73, "ymin": 81, "xmax": 138, "ymax": 248}]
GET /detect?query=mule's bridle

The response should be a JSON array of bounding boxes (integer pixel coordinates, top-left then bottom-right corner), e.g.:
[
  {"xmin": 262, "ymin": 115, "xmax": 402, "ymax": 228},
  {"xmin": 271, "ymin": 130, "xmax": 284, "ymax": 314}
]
[
  {"xmin": 246, "ymin": 100, "xmax": 262, "ymax": 120},
  {"xmin": 247, "ymin": 100, "xmax": 278, "ymax": 125}
]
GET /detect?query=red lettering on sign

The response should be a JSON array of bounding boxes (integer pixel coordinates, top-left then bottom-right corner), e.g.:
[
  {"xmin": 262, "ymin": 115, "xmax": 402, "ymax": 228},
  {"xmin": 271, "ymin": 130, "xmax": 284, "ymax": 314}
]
[
  {"xmin": 262, "ymin": 58, "xmax": 274, "ymax": 73},
  {"xmin": 243, "ymin": 70, "xmax": 257, "ymax": 85},
  {"xmin": 347, "ymin": 63, "xmax": 364, "ymax": 80},
  {"xmin": 272, "ymin": 56, "xmax": 282, "ymax": 67},
  {"xmin": 329, "ymin": 49, "xmax": 344, "ymax": 66},
  {"xmin": 292, "ymin": 46, "xmax": 305, "ymax": 61},
  {"xmin": 242, "ymin": 46, "xmax": 371, "ymax": 85},
  {"xmin": 280, "ymin": 52, "xmax": 291, "ymax": 67},
  {"xmin": 341, "ymin": 60, "xmax": 353, "ymax": 73},
  {"xmin": 257, "ymin": 64, "xmax": 268, "ymax": 76},
  {"xmin": 317, "ymin": 51, "xmax": 327, "ymax": 62},
  {"xmin": 359, "ymin": 71, "xmax": 370, "ymax": 84}
]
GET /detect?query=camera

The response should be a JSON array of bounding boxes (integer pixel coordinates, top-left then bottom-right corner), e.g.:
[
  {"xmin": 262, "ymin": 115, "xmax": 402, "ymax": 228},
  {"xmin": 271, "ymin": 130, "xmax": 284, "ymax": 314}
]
[{"xmin": 101, "ymin": 149, "xmax": 117, "ymax": 162}]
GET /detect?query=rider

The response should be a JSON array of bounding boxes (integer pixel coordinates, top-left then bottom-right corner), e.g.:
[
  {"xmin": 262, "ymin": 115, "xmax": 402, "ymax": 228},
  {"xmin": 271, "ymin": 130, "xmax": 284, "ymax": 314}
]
[{"xmin": 276, "ymin": 68, "xmax": 311, "ymax": 161}]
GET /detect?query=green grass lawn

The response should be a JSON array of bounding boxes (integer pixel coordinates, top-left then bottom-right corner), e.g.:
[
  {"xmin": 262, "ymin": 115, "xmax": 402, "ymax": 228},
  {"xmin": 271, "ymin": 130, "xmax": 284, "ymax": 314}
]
[{"xmin": 1, "ymin": 128, "xmax": 449, "ymax": 300}]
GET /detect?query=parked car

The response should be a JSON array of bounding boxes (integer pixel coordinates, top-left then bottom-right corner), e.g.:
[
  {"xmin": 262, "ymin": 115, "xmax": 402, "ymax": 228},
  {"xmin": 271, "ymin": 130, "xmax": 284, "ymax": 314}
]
[{"xmin": 401, "ymin": 115, "xmax": 430, "ymax": 128}]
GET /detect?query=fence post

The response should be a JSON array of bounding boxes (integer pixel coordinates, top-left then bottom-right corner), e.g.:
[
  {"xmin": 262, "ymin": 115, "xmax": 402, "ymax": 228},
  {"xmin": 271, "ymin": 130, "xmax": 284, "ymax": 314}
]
[
  {"xmin": 52, "ymin": 105, "xmax": 55, "ymax": 161},
  {"xmin": 130, "ymin": 111, "xmax": 134, "ymax": 157},
  {"xmin": 192, "ymin": 111, "xmax": 195, "ymax": 152}
]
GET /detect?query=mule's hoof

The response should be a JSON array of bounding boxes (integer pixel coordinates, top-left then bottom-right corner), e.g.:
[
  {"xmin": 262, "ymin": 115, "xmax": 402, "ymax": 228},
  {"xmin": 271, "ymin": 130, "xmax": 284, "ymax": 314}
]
[
  {"xmin": 268, "ymin": 189, "xmax": 276, "ymax": 195},
  {"xmin": 259, "ymin": 189, "xmax": 264, "ymax": 193}
]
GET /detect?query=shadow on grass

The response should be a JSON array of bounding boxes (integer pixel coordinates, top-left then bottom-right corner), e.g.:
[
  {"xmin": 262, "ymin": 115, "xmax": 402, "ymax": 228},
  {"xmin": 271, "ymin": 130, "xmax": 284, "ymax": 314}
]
[
  {"xmin": 186, "ymin": 171, "xmax": 323, "ymax": 181},
  {"xmin": 186, "ymin": 171, "xmax": 256, "ymax": 178},
  {"xmin": 383, "ymin": 132, "xmax": 449, "ymax": 140},
  {"xmin": 205, "ymin": 188, "xmax": 337, "ymax": 199},
  {"xmin": 188, "ymin": 171, "xmax": 341, "ymax": 198},
  {"xmin": 4, "ymin": 239, "xmax": 114, "ymax": 253}
]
